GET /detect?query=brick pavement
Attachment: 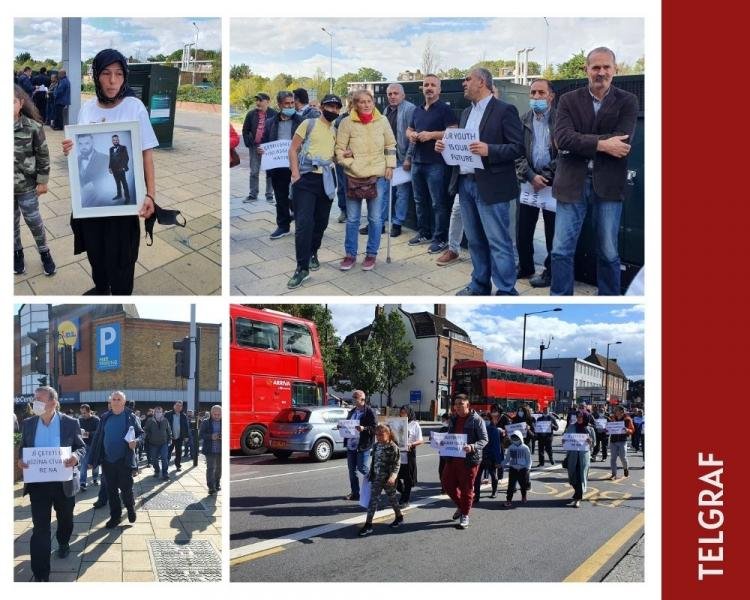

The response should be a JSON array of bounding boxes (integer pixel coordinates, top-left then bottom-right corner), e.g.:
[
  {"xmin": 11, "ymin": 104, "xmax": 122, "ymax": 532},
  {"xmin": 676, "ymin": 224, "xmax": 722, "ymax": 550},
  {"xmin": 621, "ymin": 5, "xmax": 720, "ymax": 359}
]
[
  {"xmin": 14, "ymin": 115, "xmax": 221, "ymax": 296},
  {"xmin": 229, "ymin": 145, "xmax": 595, "ymax": 296}
]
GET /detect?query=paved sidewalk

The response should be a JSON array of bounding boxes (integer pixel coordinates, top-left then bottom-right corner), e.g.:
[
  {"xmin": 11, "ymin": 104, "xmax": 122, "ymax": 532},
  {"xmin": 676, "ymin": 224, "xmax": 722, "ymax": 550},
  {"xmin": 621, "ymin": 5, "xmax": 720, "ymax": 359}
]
[
  {"xmin": 15, "ymin": 111, "xmax": 221, "ymax": 296},
  {"xmin": 603, "ymin": 534, "xmax": 644, "ymax": 581},
  {"xmin": 230, "ymin": 145, "xmax": 595, "ymax": 296},
  {"xmin": 14, "ymin": 458, "xmax": 222, "ymax": 582}
]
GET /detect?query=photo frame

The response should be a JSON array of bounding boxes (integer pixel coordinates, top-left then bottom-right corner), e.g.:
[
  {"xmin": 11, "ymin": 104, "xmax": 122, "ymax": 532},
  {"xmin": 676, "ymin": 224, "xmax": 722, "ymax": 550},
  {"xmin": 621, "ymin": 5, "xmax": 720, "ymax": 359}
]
[{"xmin": 65, "ymin": 121, "xmax": 145, "ymax": 218}]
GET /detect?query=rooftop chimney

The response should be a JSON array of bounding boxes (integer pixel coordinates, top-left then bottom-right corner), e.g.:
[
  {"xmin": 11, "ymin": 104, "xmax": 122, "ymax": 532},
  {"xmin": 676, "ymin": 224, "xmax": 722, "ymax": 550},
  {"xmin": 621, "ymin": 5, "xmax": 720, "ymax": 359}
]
[{"xmin": 434, "ymin": 304, "xmax": 446, "ymax": 318}]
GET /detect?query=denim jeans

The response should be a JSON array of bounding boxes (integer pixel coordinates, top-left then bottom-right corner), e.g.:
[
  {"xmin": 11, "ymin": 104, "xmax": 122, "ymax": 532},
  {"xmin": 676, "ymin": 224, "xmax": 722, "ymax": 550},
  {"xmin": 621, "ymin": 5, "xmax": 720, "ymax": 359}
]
[
  {"xmin": 79, "ymin": 444, "xmax": 99, "ymax": 485},
  {"xmin": 411, "ymin": 161, "xmax": 450, "ymax": 241},
  {"xmin": 345, "ymin": 188, "xmax": 383, "ymax": 257},
  {"xmin": 149, "ymin": 443, "xmax": 169, "ymax": 475},
  {"xmin": 346, "ymin": 448, "xmax": 372, "ymax": 495},
  {"xmin": 551, "ymin": 176, "xmax": 623, "ymax": 295},
  {"xmin": 459, "ymin": 176, "xmax": 517, "ymax": 295},
  {"xmin": 379, "ymin": 158, "xmax": 412, "ymax": 226},
  {"xmin": 448, "ymin": 194, "xmax": 463, "ymax": 253}
]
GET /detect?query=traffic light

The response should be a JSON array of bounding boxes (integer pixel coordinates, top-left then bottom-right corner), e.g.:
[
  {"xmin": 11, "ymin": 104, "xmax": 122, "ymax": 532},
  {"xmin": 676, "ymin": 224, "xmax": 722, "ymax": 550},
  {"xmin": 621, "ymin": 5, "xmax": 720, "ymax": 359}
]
[
  {"xmin": 30, "ymin": 343, "xmax": 47, "ymax": 374},
  {"xmin": 172, "ymin": 337, "xmax": 191, "ymax": 379}
]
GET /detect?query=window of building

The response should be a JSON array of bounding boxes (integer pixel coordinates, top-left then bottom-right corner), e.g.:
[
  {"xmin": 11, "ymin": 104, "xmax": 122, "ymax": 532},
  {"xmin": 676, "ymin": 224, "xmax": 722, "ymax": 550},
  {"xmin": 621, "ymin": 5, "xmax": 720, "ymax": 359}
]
[
  {"xmin": 442, "ymin": 356, "xmax": 448, "ymax": 377},
  {"xmin": 235, "ymin": 318, "xmax": 279, "ymax": 351}
]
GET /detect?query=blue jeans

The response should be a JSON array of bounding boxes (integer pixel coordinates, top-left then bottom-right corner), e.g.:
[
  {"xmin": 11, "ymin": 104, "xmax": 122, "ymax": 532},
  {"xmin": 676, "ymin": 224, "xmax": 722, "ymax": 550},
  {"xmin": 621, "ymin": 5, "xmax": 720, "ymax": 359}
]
[
  {"xmin": 551, "ymin": 176, "xmax": 622, "ymax": 295},
  {"xmin": 149, "ymin": 443, "xmax": 170, "ymax": 475},
  {"xmin": 345, "ymin": 188, "xmax": 383, "ymax": 257},
  {"xmin": 79, "ymin": 444, "xmax": 99, "ymax": 485},
  {"xmin": 346, "ymin": 447, "xmax": 372, "ymax": 496},
  {"xmin": 379, "ymin": 159, "xmax": 412, "ymax": 226},
  {"xmin": 459, "ymin": 176, "xmax": 517, "ymax": 295},
  {"xmin": 411, "ymin": 161, "xmax": 449, "ymax": 241}
]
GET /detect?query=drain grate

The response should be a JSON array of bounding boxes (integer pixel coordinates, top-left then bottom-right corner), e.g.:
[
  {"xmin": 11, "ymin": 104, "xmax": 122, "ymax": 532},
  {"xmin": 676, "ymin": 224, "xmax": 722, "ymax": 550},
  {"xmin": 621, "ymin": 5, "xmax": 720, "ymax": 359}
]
[
  {"xmin": 148, "ymin": 539, "xmax": 221, "ymax": 582},
  {"xmin": 140, "ymin": 491, "xmax": 206, "ymax": 511}
]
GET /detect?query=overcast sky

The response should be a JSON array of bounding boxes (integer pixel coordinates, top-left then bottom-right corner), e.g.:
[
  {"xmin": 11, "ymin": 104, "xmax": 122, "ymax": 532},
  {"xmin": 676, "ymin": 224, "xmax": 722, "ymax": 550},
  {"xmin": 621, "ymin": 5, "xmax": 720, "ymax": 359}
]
[
  {"xmin": 330, "ymin": 303, "xmax": 646, "ymax": 380},
  {"xmin": 14, "ymin": 18, "xmax": 221, "ymax": 62},
  {"xmin": 231, "ymin": 17, "xmax": 644, "ymax": 80}
]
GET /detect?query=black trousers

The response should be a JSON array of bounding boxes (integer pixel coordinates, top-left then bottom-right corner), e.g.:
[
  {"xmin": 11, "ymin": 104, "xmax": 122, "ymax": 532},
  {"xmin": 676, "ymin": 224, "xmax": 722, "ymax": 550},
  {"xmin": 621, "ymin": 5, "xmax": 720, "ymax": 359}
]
[
  {"xmin": 75, "ymin": 215, "xmax": 139, "ymax": 295},
  {"xmin": 473, "ymin": 457, "xmax": 500, "ymax": 498},
  {"xmin": 506, "ymin": 467, "xmax": 530, "ymax": 501},
  {"xmin": 292, "ymin": 173, "xmax": 332, "ymax": 270},
  {"xmin": 101, "ymin": 459, "xmax": 135, "ymax": 518},
  {"xmin": 537, "ymin": 435, "xmax": 555, "ymax": 464},
  {"xmin": 112, "ymin": 170, "xmax": 130, "ymax": 201},
  {"xmin": 53, "ymin": 104, "xmax": 66, "ymax": 129},
  {"xmin": 170, "ymin": 437, "xmax": 184, "ymax": 469},
  {"xmin": 28, "ymin": 482, "xmax": 75, "ymax": 579},
  {"xmin": 517, "ymin": 202, "xmax": 555, "ymax": 274},
  {"xmin": 593, "ymin": 430, "xmax": 609, "ymax": 459},
  {"xmin": 269, "ymin": 168, "xmax": 292, "ymax": 231}
]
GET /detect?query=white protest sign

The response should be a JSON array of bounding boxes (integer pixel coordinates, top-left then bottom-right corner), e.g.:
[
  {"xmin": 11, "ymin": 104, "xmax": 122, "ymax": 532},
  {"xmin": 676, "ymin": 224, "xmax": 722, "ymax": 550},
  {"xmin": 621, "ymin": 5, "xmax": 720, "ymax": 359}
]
[
  {"xmin": 260, "ymin": 140, "xmax": 291, "ymax": 171},
  {"xmin": 506, "ymin": 422, "xmax": 528, "ymax": 437},
  {"xmin": 595, "ymin": 418, "xmax": 608, "ymax": 432},
  {"xmin": 433, "ymin": 432, "xmax": 467, "ymax": 457},
  {"xmin": 440, "ymin": 129, "xmax": 484, "ymax": 169},
  {"xmin": 22, "ymin": 447, "xmax": 74, "ymax": 483},
  {"xmin": 535, "ymin": 420, "xmax": 552, "ymax": 434},
  {"xmin": 519, "ymin": 182, "xmax": 557, "ymax": 212},
  {"xmin": 606, "ymin": 421, "xmax": 626, "ymax": 435},
  {"xmin": 338, "ymin": 419, "xmax": 360, "ymax": 438},
  {"xmin": 391, "ymin": 166, "xmax": 412, "ymax": 187},
  {"xmin": 562, "ymin": 434, "xmax": 590, "ymax": 451}
]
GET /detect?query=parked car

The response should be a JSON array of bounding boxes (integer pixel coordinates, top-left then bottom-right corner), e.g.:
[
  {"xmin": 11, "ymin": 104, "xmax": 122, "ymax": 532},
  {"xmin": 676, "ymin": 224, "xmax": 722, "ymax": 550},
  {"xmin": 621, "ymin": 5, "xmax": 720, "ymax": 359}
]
[{"xmin": 267, "ymin": 405, "xmax": 349, "ymax": 462}]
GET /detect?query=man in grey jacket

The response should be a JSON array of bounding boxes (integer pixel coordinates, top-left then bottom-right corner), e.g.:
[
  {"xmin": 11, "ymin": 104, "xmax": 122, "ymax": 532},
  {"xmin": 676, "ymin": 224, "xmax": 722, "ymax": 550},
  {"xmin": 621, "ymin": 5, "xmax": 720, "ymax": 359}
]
[{"xmin": 143, "ymin": 405, "xmax": 172, "ymax": 480}]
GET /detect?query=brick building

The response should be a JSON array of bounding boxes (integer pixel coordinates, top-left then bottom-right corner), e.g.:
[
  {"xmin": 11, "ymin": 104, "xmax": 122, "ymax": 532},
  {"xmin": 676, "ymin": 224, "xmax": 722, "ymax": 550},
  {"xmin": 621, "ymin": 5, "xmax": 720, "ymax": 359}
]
[{"xmin": 15, "ymin": 304, "xmax": 221, "ymax": 418}]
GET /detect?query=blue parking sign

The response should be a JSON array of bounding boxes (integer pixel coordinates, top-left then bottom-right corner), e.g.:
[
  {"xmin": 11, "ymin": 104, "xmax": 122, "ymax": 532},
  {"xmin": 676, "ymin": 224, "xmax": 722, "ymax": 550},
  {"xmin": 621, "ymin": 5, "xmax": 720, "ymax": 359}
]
[
  {"xmin": 96, "ymin": 323, "xmax": 121, "ymax": 371},
  {"xmin": 409, "ymin": 390, "xmax": 421, "ymax": 404}
]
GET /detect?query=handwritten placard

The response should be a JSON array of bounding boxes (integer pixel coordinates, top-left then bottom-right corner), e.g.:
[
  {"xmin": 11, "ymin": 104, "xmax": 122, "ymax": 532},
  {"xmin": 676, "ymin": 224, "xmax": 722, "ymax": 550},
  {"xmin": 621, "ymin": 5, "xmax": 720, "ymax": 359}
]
[
  {"xmin": 260, "ymin": 140, "xmax": 292, "ymax": 171},
  {"xmin": 431, "ymin": 432, "xmax": 467, "ymax": 457},
  {"xmin": 22, "ymin": 446, "xmax": 74, "ymax": 483}
]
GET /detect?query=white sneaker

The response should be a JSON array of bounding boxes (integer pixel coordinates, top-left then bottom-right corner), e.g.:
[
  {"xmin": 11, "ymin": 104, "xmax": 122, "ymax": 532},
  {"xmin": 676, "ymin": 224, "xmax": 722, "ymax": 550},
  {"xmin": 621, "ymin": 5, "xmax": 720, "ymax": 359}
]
[{"xmin": 458, "ymin": 515, "xmax": 469, "ymax": 529}]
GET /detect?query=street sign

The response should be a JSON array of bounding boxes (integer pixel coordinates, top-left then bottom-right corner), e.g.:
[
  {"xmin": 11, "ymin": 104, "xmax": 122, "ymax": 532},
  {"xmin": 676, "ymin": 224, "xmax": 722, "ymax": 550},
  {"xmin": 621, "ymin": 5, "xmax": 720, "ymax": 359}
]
[{"xmin": 409, "ymin": 390, "xmax": 421, "ymax": 404}]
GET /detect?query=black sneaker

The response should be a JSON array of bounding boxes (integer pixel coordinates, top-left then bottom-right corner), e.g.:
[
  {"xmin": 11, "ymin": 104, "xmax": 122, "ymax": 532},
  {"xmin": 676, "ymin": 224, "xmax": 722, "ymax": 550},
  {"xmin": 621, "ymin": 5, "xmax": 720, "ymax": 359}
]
[
  {"xmin": 309, "ymin": 255, "xmax": 320, "ymax": 271},
  {"xmin": 14, "ymin": 249, "xmax": 25, "ymax": 274},
  {"xmin": 80, "ymin": 482, "xmax": 87, "ymax": 490},
  {"xmin": 359, "ymin": 225, "xmax": 368, "ymax": 235},
  {"xmin": 624, "ymin": 468, "xmax": 629, "ymax": 477},
  {"xmin": 389, "ymin": 515, "xmax": 404, "ymax": 529},
  {"xmin": 428, "ymin": 240, "xmax": 448, "ymax": 254},
  {"xmin": 529, "ymin": 269, "xmax": 551, "ymax": 288},
  {"xmin": 408, "ymin": 234, "xmax": 430, "ymax": 246},
  {"xmin": 390, "ymin": 224, "xmax": 402, "ymax": 237},
  {"xmin": 105, "ymin": 516, "xmax": 122, "ymax": 529},
  {"xmin": 358, "ymin": 524, "xmax": 373, "ymax": 537},
  {"xmin": 287, "ymin": 268, "xmax": 310, "ymax": 289},
  {"xmin": 40, "ymin": 251, "xmax": 56, "ymax": 276},
  {"xmin": 92, "ymin": 500, "xmax": 107, "ymax": 509},
  {"xmin": 269, "ymin": 227, "xmax": 291, "ymax": 240},
  {"xmin": 127, "ymin": 507, "xmax": 137, "ymax": 523},
  {"xmin": 56, "ymin": 543, "xmax": 70, "ymax": 559}
]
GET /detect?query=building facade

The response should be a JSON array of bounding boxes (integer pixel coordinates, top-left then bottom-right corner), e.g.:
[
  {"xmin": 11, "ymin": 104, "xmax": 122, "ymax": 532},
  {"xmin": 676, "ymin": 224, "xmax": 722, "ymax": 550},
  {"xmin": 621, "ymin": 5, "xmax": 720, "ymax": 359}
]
[{"xmin": 523, "ymin": 357, "xmax": 607, "ymax": 410}]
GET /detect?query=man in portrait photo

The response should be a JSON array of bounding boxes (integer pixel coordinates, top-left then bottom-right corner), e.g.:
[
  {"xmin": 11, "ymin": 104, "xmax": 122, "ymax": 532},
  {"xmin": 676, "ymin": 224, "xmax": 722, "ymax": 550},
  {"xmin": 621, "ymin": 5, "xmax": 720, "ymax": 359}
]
[
  {"xmin": 108, "ymin": 134, "xmax": 131, "ymax": 203},
  {"xmin": 77, "ymin": 133, "xmax": 109, "ymax": 208}
]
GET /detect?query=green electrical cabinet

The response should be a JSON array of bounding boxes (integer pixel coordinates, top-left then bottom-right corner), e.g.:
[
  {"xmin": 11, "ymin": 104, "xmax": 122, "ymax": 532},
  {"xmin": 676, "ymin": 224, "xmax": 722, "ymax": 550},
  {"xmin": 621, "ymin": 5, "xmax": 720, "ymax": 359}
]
[{"xmin": 128, "ymin": 64, "xmax": 180, "ymax": 149}]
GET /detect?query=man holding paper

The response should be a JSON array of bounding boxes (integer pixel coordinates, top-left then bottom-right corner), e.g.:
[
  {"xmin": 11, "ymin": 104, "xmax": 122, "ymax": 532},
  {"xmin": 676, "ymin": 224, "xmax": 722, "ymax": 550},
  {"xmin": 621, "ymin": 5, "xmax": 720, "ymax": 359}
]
[
  {"xmin": 438, "ymin": 67, "xmax": 524, "ymax": 296},
  {"xmin": 89, "ymin": 390, "xmax": 143, "ymax": 529},
  {"xmin": 342, "ymin": 390, "xmax": 377, "ymax": 501},
  {"xmin": 608, "ymin": 405, "xmax": 635, "ymax": 480},
  {"xmin": 17, "ymin": 386, "xmax": 85, "ymax": 582}
]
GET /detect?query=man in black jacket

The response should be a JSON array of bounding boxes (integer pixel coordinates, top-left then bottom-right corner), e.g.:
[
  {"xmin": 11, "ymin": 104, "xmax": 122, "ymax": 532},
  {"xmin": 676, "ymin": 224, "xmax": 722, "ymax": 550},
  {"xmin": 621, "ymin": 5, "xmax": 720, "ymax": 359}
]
[
  {"xmin": 165, "ymin": 401, "xmax": 190, "ymax": 472},
  {"xmin": 108, "ymin": 134, "xmax": 130, "ymax": 202},
  {"xmin": 78, "ymin": 403, "xmax": 101, "ymax": 489},
  {"xmin": 342, "ymin": 390, "xmax": 377, "ymax": 501},
  {"xmin": 242, "ymin": 93, "xmax": 277, "ymax": 203},
  {"xmin": 535, "ymin": 406, "xmax": 559, "ymax": 465}
]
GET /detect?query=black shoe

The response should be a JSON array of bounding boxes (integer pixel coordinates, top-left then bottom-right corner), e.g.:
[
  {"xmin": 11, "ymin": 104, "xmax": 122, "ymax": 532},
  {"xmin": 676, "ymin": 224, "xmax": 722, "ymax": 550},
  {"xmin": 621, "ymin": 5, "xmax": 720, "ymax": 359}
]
[
  {"xmin": 176, "ymin": 466, "xmax": 182, "ymax": 472},
  {"xmin": 389, "ymin": 515, "xmax": 404, "ymax": 529},
  {"xmin": 269, "ymin": 227, "xmax": 291, "ymax": 240},
  {"xmin": 112, "ymin": 196, "xmax": 122, "ymax": 201},
  {"xmin": 105, "ymin": 516, "xmax": 122, "ymax": 529},
  {"xmin": 33, "ymin": 574, "xmax": 50, "ymax": 582},
  {"xmin": 345, "ymin": 493, "xmax": 360, "ymax": 501},
  {"xmin": 624, "ymin": 468, "xmax": 629, "ymax": 477},
  {"xmin": 162, "ymin": 475, "xmax": 169, "ymax": 481},
  {"xmin": 359, "ymin": 225, "xmax": 368, "ymax": 235},
  {"xmin": 287, "ymin": 268, "xmax": 310, "ymax": 289},
  {"xmin": 358, "ymin": 524, "xmax": 373, "ymax": 537},
  {"xmin": 529, "ymin": 269, "xmax": 551, "ymax": 288},
  {"xmin": 127, "ymin": 507, "xmax": 136, "ymax": 523},
  {"xmin": 538, "ymin": 462, "xmax": 545, "ymax": 467},
  {"xmin": 390, "ymin": 224, "xmax": 402, "ymax": 237},
  {"xmin": 517, "ymin": 267, "xmax": 535, "ymax": 279},
  {"xmin": 309, "ymin": 254, "xmax": 320, "ymax": 271},
  {"xmin": 208, "ymin": 488, "xmax": 216, "ymax": 495},
  {"xmin": 93, "ymin": 479, "xmax": 99, "ymax": 485},
  {"xmin": 550, "ymin": 461, "xmax": 556, "ymax": 465},
  {"xmin": 56, "ymin": 543, "xmax": 70, "ymax": 558},
  {"xmin": 80, "ymin": 482, "xmax": 87, "ymax": 490},
  {"xmin": 14, "ymin": 249, "xmax": 25, "ymax": 274},
  {"xmin": 93, "ymin": 500, "xmax": 107, "ymax": 509}
]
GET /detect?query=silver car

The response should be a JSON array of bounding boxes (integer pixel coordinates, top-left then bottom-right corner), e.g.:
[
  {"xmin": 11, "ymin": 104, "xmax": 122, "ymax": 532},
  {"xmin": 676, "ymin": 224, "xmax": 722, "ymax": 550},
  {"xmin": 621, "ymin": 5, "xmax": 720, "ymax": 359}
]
[{"xmin": 268, "ymin": 406, "xmax": 349, "ymax": 462}]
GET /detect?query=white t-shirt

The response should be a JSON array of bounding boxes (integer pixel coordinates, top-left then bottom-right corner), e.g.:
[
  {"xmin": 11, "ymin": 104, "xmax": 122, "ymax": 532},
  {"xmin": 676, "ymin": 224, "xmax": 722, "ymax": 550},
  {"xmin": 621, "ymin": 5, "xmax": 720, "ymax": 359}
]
[
  {"xmin": 77, "ymin": 96, "xmax": 159, "ymax": 150},
  {"xmin": 400, "ymin": 420, "xmax": 423, "ymax": 464}
]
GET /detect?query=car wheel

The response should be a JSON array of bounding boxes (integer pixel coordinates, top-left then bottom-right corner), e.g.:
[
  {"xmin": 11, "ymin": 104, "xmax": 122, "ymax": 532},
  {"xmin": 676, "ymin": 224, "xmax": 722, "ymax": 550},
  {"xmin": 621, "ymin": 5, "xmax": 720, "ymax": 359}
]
[
  {"xmin": 272, "ymin": 450, "xmax": 293, "ymax": 460},
  {"xmin": 310, "ymin": 438, "xmax": 333, "ymax": 462},
  {"xmin": 240, "ymin": 425, "xmax": 267, "ymax": 456}
]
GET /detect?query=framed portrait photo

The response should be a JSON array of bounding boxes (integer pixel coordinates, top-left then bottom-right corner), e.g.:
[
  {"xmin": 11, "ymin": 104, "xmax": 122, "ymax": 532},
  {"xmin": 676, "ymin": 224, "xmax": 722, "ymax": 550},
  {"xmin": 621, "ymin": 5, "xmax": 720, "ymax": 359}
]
[{"xmin": 65, "ymin": 121, "xmax": 145, "ymax": 218}]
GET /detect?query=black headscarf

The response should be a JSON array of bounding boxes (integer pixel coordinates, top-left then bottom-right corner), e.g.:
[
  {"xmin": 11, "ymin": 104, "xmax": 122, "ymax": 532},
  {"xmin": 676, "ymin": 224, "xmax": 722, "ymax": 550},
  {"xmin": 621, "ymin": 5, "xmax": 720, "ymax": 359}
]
[{"xmin": 92, "ymin": 49, "xmax": 136, "ymax": 105}]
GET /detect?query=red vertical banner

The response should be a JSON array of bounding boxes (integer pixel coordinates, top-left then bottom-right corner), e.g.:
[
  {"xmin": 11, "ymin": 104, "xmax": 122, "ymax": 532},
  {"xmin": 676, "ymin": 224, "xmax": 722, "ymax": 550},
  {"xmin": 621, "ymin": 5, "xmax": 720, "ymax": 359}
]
[{"xmin": 662, "ymin": 2, "xmax": 746, "ymax": 596}]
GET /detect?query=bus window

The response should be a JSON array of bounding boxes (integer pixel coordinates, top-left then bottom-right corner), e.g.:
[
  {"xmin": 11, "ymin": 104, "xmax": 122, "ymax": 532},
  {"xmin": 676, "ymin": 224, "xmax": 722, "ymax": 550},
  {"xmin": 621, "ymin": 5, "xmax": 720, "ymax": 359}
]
[
  {"xmin": 236, "ymin": 318, "xmax": 279, "ymax": 351},
  {"xmin": 292, "ymin": 382, "xmax": 323, "ymax": 406},
  {"xmin": 283, "ymin": 323, "xmax": 314, "ymax": 356}
]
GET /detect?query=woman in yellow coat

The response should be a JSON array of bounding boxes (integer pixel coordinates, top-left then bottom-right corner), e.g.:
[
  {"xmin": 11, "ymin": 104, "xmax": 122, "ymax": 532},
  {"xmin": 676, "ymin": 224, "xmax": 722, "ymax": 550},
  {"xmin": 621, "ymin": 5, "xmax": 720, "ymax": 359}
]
[{"xmin": 335, "ymin": 89, "xmax": 396, "ymax": 271}]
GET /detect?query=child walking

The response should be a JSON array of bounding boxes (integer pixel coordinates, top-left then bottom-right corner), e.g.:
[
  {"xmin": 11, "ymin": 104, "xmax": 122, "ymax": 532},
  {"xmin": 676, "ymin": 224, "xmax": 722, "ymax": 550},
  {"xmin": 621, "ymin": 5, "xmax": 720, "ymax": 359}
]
[
  {"xmin": 358, "ymin": 424, "xmax": 404, "ymax": 537},
  {"xmin": 503, "ymin": 430, "xmax": 531, "ymax": 506},
  {"xmin": 14, "ymin": 84, "xmax": 55, "ymax": 276}
]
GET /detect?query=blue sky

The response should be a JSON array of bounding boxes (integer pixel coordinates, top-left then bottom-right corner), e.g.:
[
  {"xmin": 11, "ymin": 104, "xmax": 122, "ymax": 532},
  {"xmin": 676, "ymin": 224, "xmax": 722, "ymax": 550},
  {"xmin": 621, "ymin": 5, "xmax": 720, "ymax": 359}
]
[
  {"xmin": 14, "ymin": 18, "xmax": 221, "ymax": 62},
  {"xmin": 230, "ymin": 17, "xmax": 644, "ymax": 80},
  {"xmin": 330, "ymin": 303, "xmax": 646, "ymax": 380}
]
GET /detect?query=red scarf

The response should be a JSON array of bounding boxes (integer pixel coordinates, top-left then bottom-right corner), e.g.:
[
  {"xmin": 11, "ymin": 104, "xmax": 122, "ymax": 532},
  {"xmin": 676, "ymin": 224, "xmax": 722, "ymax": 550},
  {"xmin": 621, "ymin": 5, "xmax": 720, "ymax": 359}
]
[{"xmin": 358, "ymin": 111, "xmax": 374, "ymax": 124}]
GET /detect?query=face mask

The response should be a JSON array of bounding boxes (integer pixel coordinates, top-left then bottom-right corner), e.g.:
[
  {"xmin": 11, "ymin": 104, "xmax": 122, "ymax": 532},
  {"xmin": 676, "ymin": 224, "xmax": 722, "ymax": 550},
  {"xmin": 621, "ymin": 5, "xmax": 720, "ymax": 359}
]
[
  {"xmin": 529, "ymin": 99, "xmax": 548, "ymax": 113},
  {"xmin": 322, "ymin": 109, "xmax": 339, "ymax": 123},
  {"xmin": 281, "ymin": 107, "xmax": 296, "ymax": 117},
  {"xmin": 32, "ymin": 400, "xmax": 47, "ymax": 416},
  {"xmin": 144, "ymin": 202, "xmax": 186, "ymax": 246},
  {"xmin": 512, "ymin": 439, "xmax": 522, "ymax": 445}
]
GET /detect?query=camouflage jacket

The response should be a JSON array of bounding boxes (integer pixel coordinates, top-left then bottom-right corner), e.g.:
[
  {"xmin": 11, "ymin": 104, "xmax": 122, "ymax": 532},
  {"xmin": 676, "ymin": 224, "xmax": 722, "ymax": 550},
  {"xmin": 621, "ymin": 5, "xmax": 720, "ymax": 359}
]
[
  {"xmin": 14, "ymin": 115, "xmax": 50, "ymax": 194},
  {"xmin": 368, "ymin": 441, "xmax": 400, "ymax": 482}
]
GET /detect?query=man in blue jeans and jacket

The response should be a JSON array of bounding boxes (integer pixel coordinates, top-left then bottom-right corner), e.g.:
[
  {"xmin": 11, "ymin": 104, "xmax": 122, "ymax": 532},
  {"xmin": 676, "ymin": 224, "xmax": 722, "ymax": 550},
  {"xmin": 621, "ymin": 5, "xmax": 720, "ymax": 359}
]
[{"xmin": 342, "ymin": 390, "xmax": 377, "ymax": 501}]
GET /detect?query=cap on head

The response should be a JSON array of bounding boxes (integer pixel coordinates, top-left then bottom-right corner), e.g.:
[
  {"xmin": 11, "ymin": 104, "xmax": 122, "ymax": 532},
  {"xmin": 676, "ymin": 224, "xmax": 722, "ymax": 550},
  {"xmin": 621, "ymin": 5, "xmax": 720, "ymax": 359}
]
[
  {"xmin": 254, "ymin": 93, "xmax": 270, "ymax": 101},
  {"xmin": 321, "ymin": 93, "xmax": 343, "ymax": 108}
]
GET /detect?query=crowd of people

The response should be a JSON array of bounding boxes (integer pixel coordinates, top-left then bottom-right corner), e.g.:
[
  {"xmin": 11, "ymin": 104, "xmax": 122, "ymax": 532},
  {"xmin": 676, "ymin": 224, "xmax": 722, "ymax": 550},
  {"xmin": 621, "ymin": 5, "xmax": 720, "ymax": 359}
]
[
  {"xmin": 338, "ymin": 390, "xmax": 644, "ymax": 537},
  {"xmin": 16, "ymin": 386, "xmax": 222, "ymax": 582},
  {"xmin": 240, "ymin": 46, "xmax": 638, "ymax": 295}
]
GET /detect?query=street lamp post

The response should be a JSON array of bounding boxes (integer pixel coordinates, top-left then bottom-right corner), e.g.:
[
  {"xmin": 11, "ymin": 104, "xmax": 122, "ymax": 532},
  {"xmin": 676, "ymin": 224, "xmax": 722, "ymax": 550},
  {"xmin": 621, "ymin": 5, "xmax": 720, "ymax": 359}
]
[
  {"xmin": 192, "ymin": 22, "xmax": 199, "ymax": 86},
  {"xmin": 321, "ymin": 27, "xmax": 334, "ymax": 93},
  {"xmin": 604, "ymin": 341, "xmax": 622, "ymax": 405},
  {"xmin": 521, "ymin": 308, "xmax": 562, "ymax": 367}
]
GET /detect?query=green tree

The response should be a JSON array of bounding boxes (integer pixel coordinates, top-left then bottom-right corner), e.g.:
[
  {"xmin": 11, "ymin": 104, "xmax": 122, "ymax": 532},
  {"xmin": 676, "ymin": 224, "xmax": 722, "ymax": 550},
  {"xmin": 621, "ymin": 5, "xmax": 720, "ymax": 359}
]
[
  {"xmin": 554, "ymin": 51, "xmax": 586, "ymax": 80},
  {"xmin": 230, "ymin": 63, "xmax": 251, "ymax": 81},
  {"xmin": 371, "ymin": 310, "xmax": 414, "ymax": 407},
  {"xmin": 337, "ymin": 339, "xmax": 385, "ymax": 399},
  {"xmin": 356, "ymin": 67, "xmax": 385, "ymax": 82},
  {"xmin": 15, "ymin": 52, "xmax": 31, "ymax": 64},
  {"xmin": 437, "ymin": 67, "xmax": 467, "ymax": 79},
  {"xmin": 209, "ymin": 51, "xmax": 222, "ymax": 87}
]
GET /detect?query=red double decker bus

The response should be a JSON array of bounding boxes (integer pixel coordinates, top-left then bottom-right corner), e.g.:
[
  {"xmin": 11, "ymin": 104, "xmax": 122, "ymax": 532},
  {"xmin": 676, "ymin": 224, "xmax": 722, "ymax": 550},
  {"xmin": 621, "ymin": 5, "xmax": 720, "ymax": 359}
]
[
  {"xmin": 451, "ymin": 360, "xmax": 555, "ymax": 414},
  {"xmin": 230, "ymin": 306, "xmax": 326, "ymax": 455}
]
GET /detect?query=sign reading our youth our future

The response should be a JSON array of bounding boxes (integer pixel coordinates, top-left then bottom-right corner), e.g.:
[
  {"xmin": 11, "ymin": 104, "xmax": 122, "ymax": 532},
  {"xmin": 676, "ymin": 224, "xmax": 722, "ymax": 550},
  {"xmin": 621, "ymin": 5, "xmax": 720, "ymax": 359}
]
[
  {"xmin": 22, "ymin": 447, "xmax": 74, "ymax": 483},
  {"xmin": 440, "ymin": 129, "xmax": 484, "ymax": 170},
  {"xmin": 260, "ymin": 140, "xmax": 291, "ymax": 171}
]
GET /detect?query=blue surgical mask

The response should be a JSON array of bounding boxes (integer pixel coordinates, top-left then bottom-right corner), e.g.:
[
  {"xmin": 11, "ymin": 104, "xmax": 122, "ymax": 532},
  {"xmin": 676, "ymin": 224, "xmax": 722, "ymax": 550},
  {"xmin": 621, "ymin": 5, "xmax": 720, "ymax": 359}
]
[
  {"xmin": 529, "ymin": 99, "xmax": 548, "ymax": 113},
  {"xmin": 281, "ymin": 107, "xmax": 296, "ymax": 117}
]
